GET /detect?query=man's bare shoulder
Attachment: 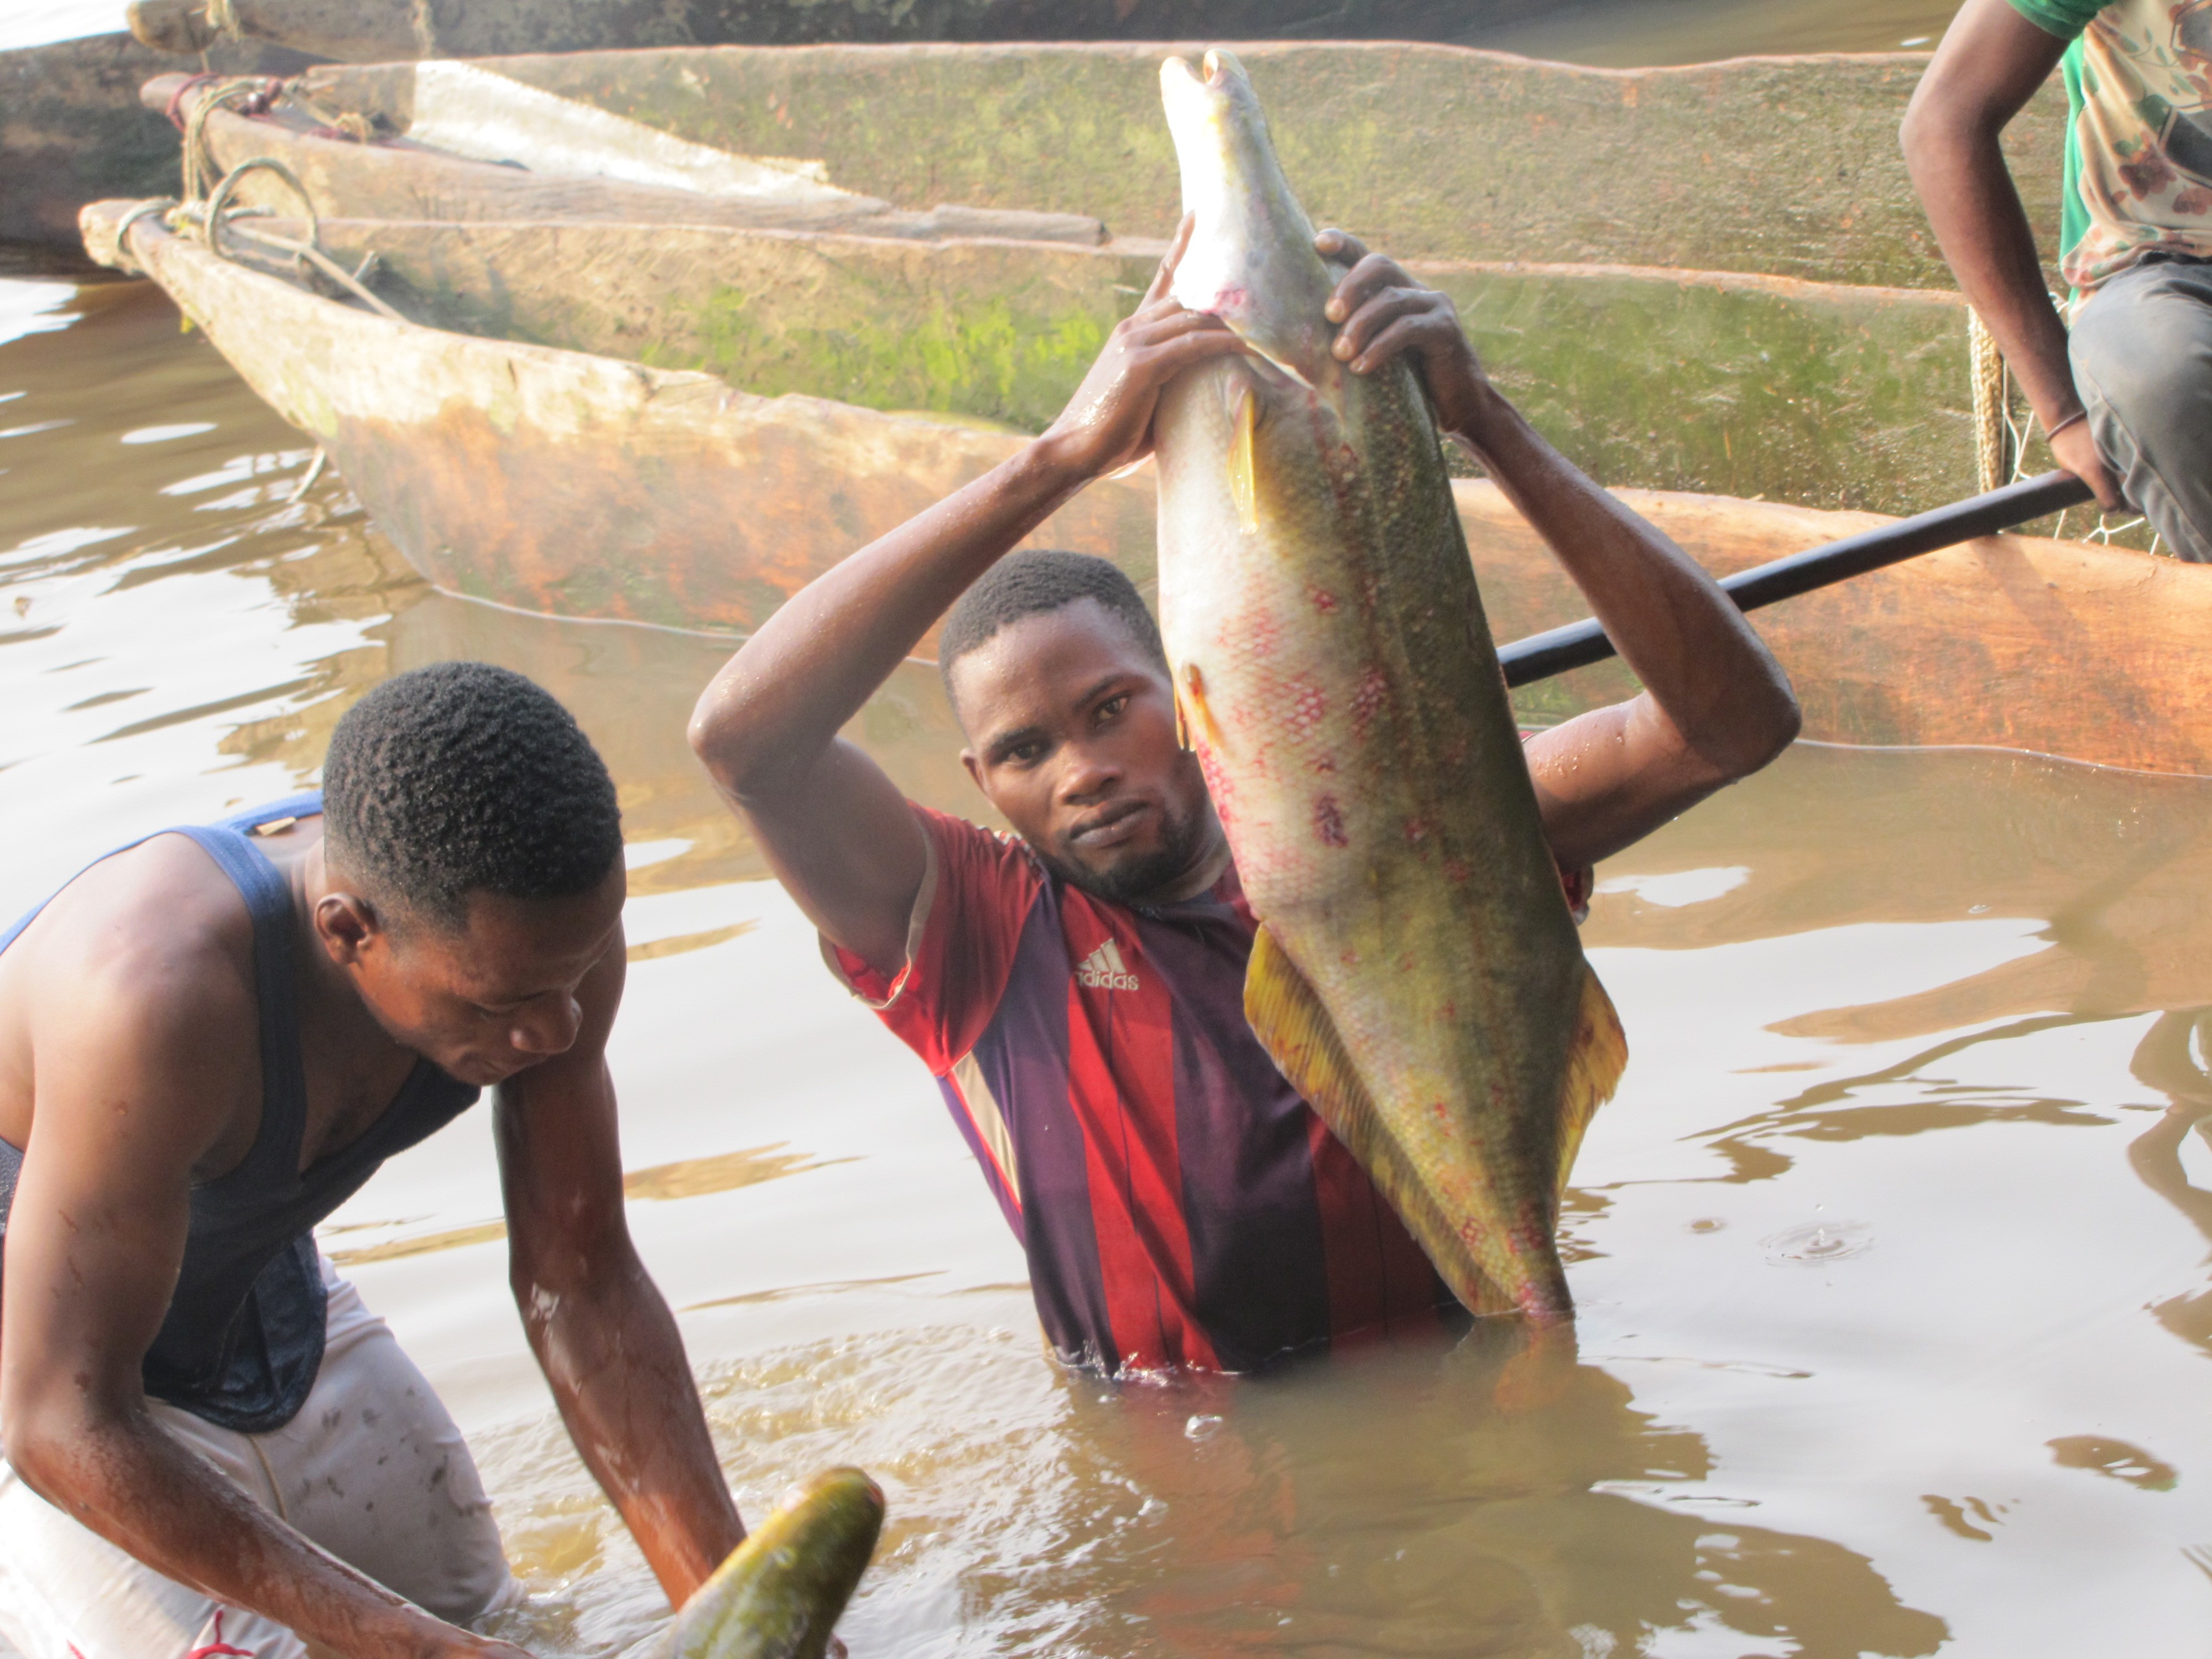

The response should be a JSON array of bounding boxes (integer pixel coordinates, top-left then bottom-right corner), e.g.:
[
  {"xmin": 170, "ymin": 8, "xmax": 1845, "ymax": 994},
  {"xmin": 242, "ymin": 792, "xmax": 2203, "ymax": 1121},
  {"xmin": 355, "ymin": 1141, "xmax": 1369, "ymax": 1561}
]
[{"xmin": 0, "ymin": 834, "xmax": 260, "ymax": 1151}]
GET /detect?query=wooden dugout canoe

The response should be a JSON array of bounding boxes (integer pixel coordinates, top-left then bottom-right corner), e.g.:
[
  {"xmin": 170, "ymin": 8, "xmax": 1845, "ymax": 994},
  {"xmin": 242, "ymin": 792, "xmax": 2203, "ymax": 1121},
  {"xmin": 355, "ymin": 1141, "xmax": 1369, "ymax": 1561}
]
[
  {"xmin": 184, "ymin": 41, "xmax": 2068, "ymax": 291},
  {"xmin": 150, "ymin": 67, "xmax": 1995, "ymax": 518},
  {"xmin": 81, "ymin": 197, "xmax": 2212, "ymax": 779},
  {"xmin": 276, "ymin": 214, "xmax": 1982, "ymax": 518},
  {"xmin": 0, "ymin": 32, "xmax": 316, "ymax": 257},
  {"xmin": 127, "ymin": 0, "xmax": 1565, "ymax": 61}
]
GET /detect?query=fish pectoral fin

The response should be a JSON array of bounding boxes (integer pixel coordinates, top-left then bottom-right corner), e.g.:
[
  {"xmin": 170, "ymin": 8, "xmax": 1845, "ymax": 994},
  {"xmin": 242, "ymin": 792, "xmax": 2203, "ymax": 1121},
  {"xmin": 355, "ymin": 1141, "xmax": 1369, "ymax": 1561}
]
[
  {"xmin": 1555, "ymin": 964, "xmax": 1629, "ymax": 1195},
  {"xmin": 1244, "ymin": 925, "xmax": 1512, "ymax": 1317}
]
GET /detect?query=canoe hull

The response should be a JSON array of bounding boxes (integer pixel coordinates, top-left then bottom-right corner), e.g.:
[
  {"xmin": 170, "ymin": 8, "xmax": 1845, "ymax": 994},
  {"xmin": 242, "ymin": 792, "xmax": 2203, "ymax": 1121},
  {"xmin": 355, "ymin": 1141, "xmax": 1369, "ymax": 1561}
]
[{"xmin": 81, "ymin": 200, "xmax": 2212, "ymax": 780}]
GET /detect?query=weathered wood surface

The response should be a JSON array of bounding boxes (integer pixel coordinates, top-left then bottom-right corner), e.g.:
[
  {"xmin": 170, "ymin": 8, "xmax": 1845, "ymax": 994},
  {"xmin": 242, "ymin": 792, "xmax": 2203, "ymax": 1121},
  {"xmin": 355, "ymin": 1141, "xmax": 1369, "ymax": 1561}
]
[
  {"xmin": 129, "ymin": 0, "xmax": 1564, "ymax": 60},
  {"xmin": 152, "ymin": 74, "xmax": 1108, "ymax": 244},
  {"xmin": 301, "ymin": 215, "xmax": 1976, "ymax": 517},
  {"xmin": 84, "ymin": 197, "xmax": 2212, "ymax": 778},
  {"xmin": 285, "ymin": 43, "xmax": 2067, "ymax": 289},
  {"xmin": 0, "ymin": 32, "xmax": 316, "ymax": 253}
]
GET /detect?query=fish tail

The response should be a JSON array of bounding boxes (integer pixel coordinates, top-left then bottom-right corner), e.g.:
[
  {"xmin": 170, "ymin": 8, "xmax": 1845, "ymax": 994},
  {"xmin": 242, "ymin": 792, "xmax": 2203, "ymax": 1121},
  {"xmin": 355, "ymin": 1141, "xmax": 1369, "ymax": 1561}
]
[{"xmin": 1244, "ymin": 924, "xmax": 1514, "ymax": 1318}]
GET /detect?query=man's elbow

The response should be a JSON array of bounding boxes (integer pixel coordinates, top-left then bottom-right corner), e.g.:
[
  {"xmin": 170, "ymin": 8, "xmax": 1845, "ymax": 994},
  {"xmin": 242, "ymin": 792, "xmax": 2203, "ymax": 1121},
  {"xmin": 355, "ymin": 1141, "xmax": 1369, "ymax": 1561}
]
[
  {"xmin": 1, "ymin": 1387, "xmax": 108, "ymax": 1501},
  {"xmin": 1710, "ymin": 681, "xmax": 1802, "ymax": 784}
]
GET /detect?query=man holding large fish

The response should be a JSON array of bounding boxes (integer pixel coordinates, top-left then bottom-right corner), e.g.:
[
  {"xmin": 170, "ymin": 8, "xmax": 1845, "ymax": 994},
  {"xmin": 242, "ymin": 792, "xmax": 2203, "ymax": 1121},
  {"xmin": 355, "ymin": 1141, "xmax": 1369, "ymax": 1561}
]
[{"xmin": 691, "ymin": 51, "xmax": 1800, "ymax": 1373}]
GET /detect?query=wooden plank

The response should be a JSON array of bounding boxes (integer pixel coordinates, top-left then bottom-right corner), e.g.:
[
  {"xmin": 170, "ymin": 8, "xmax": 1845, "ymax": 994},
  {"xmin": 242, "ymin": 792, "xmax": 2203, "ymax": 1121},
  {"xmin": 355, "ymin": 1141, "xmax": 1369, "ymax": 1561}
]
[
  {"xmin": 84, "ymin": 199, "xmax": 2212, "ymax": 779},
  {"xmin": 285, "ymin": 43, "xmax": 2067, "ymax": 289}
]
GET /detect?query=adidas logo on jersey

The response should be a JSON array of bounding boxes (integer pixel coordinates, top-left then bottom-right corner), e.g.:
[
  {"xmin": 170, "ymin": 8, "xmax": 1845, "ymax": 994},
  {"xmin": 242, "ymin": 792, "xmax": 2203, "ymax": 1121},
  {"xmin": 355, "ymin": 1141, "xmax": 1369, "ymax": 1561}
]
[{"xmin": 1076, "ymin": 938, "xmax": 1141, "ymax": 992}]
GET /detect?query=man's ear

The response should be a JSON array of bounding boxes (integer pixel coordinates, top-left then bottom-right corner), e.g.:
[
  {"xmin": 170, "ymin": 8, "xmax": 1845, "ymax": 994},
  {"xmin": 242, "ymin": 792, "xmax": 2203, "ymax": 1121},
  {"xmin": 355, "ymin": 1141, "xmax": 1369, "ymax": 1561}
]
[
  {"xmin": 959, "ymin": 747, "xmax": 986, "ymax": 795},
  {"xmin": 314, "ymin": 891, "xmax": 383, "ymax": 966}
]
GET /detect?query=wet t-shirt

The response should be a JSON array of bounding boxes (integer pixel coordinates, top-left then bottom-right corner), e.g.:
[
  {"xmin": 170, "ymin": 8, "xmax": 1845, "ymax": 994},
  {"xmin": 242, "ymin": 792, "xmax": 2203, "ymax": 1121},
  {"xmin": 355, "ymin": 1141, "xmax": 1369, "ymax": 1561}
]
[
  {"xmin": 2007, "ymin": 0, "xmax": 2212, "ymax": 292},
  {"xmin": 826, "ymin": 805, "xmax": 1591, "ymax": 1376}
]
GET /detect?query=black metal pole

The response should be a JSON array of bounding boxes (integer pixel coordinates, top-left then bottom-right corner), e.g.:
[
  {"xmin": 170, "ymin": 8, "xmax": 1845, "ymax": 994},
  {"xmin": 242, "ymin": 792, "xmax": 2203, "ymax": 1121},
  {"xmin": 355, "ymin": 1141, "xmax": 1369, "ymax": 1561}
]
[{"xmin": 1496, "ymin": 469, "xmax": 2098, "ymax": 688}]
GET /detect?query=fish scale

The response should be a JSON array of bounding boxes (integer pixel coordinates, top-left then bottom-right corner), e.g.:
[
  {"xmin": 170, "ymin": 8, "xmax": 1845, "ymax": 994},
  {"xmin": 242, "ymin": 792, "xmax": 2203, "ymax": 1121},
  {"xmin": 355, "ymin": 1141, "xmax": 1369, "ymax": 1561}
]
[{"xmin": 1152, "ymin": 48, "xmax": 1627, "ymax": 1322}]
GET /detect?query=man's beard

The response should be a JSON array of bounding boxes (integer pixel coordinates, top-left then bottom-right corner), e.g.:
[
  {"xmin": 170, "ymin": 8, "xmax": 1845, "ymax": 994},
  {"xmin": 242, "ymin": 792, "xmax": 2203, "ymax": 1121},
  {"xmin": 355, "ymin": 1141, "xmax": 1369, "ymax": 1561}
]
[{"xmin": 1039, "ymin": 796, "xmax": 1211, "ymax": 908}]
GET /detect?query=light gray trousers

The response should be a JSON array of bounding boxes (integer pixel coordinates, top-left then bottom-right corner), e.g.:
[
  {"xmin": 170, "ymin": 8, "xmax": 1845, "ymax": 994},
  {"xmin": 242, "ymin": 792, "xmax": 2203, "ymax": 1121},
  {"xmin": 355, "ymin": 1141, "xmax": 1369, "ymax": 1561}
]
[
  {"xmin": 0, "ymin": 1265, "xmax": 514, "ymax": 1659},
  {"xmin": 2069, "ymin": 253, "xmax": 2212, "ymax": 563}
]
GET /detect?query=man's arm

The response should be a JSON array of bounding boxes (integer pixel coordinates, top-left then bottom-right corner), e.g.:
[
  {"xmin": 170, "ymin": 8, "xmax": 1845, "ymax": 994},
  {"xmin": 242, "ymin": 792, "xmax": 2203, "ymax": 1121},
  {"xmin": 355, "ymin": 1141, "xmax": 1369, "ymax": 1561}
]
[
  {"xmin": 1902, "ymin": 0, "xmax": 2120, "ymax": 506},
  {"xmin": 0, "ymin": 930, "xmax": 517, "ymax": 1659},
  {"xmin": 689, "ymin": 218, "xmax": 1246, "ymax": 977},
  {"xmin": 1318, "ymin": 231, "xmax": 1802, "ymax": 870},
  {"xmin": 495, "ymin": 938, "xmax": 744, "ymax": 1607}
]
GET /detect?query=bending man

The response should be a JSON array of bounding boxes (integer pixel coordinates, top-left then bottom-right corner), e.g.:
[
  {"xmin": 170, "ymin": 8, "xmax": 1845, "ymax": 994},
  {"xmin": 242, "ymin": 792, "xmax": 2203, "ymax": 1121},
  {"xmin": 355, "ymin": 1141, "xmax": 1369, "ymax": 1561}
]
[
  {"xmin": 0, "ymin": 662, "xmax": 742, "ymax": 1658},
  {"xmin": 690, "ymin": 229, "xmax": 1801, "ymax": 1374}
]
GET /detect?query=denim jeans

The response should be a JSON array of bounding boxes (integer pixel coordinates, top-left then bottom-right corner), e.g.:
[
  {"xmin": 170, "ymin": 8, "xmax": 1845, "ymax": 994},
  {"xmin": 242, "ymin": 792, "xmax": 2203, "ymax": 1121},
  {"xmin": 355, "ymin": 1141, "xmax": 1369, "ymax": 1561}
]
[{"xmin": 2069, "ymin": 253, "xmax": 2212, "ymax": 562}]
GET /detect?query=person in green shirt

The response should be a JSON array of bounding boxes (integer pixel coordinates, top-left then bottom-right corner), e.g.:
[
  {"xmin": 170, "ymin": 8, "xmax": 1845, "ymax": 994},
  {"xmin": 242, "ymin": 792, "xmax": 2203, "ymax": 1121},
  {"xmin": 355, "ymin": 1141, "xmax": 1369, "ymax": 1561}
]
[{"xmin": 1904, "ymin": 0, "xmax": 2212, "ymax": 561}]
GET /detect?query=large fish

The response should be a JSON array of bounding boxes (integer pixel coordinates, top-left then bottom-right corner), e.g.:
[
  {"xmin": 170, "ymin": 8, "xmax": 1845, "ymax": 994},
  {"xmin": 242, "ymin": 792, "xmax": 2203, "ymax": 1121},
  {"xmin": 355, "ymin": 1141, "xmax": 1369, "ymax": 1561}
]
[
  {"xmin": 1153, "ymin": 50, "xmax": 1627, "ymax": 1322},
  {"xmin": 638, "ymin": 1467, "xmax": 884, "ymax": 1659}
]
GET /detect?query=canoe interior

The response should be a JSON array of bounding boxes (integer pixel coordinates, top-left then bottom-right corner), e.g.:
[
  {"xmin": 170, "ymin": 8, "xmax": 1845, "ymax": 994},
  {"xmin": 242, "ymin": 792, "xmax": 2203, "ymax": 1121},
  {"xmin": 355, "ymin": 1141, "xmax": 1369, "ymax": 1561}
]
[
  {"xmin": 280, "ymin": 216, "xmax": 1984, "ymax": 518},
  {"xmin": 80, "ymin": 199, "xmax": 2212, "ymax": 780},
  {"xmin": 289, "ymin": 43, "xmax": 2068, "ymax": 290}
]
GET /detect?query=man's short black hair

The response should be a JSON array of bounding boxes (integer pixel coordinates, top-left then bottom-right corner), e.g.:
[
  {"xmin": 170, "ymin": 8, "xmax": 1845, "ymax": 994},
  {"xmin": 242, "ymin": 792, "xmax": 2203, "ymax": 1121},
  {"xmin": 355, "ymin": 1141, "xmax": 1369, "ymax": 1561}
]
[
  {"xmin": 322, "ymin": 661, "xmax": 623, "ymax": 928},
  {"xmin": 937, "ymin": 550, "xmax": 1166, "ymax": 713}
]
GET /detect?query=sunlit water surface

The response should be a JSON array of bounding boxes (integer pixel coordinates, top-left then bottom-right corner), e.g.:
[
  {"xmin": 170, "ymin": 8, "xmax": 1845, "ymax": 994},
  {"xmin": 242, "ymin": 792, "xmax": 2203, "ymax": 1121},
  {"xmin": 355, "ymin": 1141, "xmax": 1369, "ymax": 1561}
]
[{"xmin": 12, "ymin": 43, "xmax": 2212, "ymax": 1652}]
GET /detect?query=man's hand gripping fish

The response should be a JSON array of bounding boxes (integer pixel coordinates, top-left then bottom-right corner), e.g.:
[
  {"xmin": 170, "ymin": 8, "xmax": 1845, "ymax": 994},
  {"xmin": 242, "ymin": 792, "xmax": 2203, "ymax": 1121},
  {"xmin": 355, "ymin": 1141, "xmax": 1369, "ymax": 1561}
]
[{"xmin": 1152, "ymin": 50, "xmax": 1628, "ymax": 1322}]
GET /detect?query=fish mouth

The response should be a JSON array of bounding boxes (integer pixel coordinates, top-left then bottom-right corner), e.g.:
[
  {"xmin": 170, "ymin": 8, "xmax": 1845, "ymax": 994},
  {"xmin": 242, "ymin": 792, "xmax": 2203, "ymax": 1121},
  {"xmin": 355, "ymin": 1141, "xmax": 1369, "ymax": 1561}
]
[{"xmin": 1066, "ymin": 797, "xmax": 1153, "ymax": 849}]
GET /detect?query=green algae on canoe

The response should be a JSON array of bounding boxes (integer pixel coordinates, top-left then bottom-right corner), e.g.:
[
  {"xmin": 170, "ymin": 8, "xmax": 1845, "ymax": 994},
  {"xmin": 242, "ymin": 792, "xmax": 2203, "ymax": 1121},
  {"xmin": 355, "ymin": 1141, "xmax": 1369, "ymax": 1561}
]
[
  {"xmin": 127, "ymin": 0, "xmax": 1566, "ymax": 61},
  {"xmin": 298, "ymin": 215, "xmax": 1982, "ymax": 518},
  {"xmin": 269, "ymin": 41, "xmax": 2068, "ymax": 290},
  {"xmin": 80, "ymin": 197, "xmax": 2212, "ymax": 779}
]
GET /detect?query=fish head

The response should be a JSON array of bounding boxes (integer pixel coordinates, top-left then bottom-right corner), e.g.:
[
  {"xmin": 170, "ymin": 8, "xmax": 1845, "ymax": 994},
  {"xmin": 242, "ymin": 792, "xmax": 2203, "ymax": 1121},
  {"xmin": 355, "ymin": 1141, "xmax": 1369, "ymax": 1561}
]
[{"xmin": 1160, "ymin": 49, "xmax": 1339, "ymax": 386}]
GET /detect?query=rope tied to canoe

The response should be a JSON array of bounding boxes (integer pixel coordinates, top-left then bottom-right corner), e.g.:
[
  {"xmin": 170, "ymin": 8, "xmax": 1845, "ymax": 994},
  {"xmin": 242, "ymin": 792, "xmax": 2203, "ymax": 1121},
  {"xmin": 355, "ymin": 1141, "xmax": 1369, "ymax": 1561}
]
[
  {"xmin": 116, "ymin": 156, "xmax": 404, "ymax": 325},
  {"xmin": 166, "ymin": 73, "xmax": 286, "ymax": 205}
]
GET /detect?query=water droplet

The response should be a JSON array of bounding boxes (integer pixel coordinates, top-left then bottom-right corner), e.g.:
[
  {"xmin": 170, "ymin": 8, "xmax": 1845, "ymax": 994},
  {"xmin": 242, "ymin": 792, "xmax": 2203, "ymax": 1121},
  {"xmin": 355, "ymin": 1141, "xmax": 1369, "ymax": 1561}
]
[{"xmin": 1762, "ymin": 1219, "xmax": 1874, "ymax": 1265}]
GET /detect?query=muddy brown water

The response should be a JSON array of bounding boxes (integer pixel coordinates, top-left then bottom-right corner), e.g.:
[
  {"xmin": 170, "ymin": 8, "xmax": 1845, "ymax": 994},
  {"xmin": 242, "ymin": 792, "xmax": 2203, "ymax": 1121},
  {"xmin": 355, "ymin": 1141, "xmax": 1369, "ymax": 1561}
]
[{"xmin": 13, "ymin": 7, "xmax": 2212, "ymax": 1655}]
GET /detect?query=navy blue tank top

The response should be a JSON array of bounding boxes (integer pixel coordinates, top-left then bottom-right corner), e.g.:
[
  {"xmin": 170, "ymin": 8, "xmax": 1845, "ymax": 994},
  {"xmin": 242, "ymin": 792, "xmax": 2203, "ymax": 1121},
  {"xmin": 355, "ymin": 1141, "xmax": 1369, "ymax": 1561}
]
[{"xmin": 0, "ymin": 793, "xmax": 481, "ymax": 1431}]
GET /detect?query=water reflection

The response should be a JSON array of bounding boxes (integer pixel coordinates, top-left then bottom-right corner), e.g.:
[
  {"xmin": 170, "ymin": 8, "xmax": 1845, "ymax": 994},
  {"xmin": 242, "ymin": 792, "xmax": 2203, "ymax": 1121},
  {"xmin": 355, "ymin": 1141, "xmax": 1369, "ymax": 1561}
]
[{"xmin": 2128, "ymin": 1011, "xmax": 2212, "ymax": 1361}]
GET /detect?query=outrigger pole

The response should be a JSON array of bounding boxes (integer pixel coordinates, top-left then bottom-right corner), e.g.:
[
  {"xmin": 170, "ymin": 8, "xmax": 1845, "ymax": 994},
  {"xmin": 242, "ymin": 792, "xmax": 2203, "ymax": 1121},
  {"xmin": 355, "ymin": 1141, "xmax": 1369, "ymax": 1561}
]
[{"xmin": 1499, "ymin": 470, "xmax": 2100, "ymax": 687}]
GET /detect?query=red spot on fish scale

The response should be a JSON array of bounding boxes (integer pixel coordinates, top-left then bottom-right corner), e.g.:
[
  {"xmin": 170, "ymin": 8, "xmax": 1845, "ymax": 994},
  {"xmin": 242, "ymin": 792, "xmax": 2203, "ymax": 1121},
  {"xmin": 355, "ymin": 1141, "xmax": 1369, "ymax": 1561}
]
[
  {"xmin": 1444, "ymin": 857, "xmax": 1471, "ymax": 885},
  {"xmin": 1312, "ymin": 755, "xmax": 1337, "ymax": 774},
  {"xmin": 1403, "ymin": 816, "xmax": 1433, "ymax": 846},
  {"xmin": 1313, "ymin": 795, "xmax": 1349, "ymax": 847},
  {"xmin": 1308, "ymin": 586, "xmax": 1339, "ymax": 614},
  {"xmin": 1350, "ymin": 667, "xmax": 1389, "ymax": 738},
  {"xmin": 1282, "ymin": 677, "xmax": 1326, "ymax": 739}
]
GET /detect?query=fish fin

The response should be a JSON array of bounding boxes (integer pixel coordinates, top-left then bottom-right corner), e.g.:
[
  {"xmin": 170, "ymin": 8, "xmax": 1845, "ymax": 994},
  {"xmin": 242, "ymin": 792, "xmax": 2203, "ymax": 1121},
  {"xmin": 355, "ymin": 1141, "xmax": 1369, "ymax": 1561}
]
[
  {"xmin": 1177, "ymin": 661, "xmax": 1221, "ymax": 752},
  {"xmin": 1228, "ymin": 377, "xmax": 1261, "ymax": 535},
  {"xmin": 1244, "ymin": 925, "xmax": 1514, "ymax": 1317},
  {"xmin": 1554, "ymin": 964, "xmax": 1629, "ymax": 1196}
]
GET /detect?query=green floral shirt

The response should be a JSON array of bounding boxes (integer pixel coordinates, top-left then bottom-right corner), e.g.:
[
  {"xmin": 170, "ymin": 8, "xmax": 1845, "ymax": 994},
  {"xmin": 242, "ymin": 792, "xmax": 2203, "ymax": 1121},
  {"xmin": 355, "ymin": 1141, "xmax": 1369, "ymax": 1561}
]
[{"xmin": 2007, "ymin": 0, "xmax": 2212, "ymax": 291}]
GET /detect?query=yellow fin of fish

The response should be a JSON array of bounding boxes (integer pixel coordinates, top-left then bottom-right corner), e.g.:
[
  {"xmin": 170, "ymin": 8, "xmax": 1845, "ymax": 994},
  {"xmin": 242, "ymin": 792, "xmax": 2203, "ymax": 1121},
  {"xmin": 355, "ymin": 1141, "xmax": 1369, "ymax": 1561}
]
[
  {"xmin": 1228, "ymin": 378, "xmax": 1261, "ymax": 536},
  {"xmin": 1557, "ymin": 964, "xmax": 1629, "ymax": 1183},
  {"xmin": 1243, "ymin": 925, "xmax": 1515, "ymax": 1317}
]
